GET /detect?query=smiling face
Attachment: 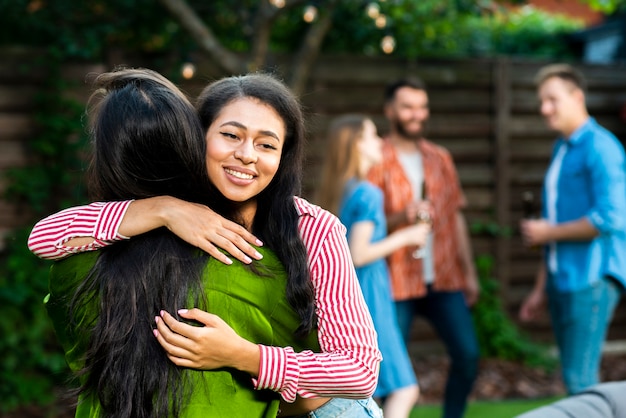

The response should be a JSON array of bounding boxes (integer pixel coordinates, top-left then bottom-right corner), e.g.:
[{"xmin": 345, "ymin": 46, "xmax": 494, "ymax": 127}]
[
  {"xmin": 205, "ymin": 97, "xmax": 285, "ymax": 220},
  {"xmin": 385, "ymin": 86, "xmax": 430, "ymax": 141},
  {"xmin": 538, "ymin": 76, "xmax": 586, "ymax": 137}
]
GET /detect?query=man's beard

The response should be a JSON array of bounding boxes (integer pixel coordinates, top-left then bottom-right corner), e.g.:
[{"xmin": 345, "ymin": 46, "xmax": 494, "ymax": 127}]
[{"xmin": 392, "ymin": 118, "xmax": 427, "ymax": 141}]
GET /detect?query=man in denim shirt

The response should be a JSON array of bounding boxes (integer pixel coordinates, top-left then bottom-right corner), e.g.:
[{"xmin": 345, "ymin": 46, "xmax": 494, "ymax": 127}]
[{"xmin": 519, "ymin": 64, "xmax": 626, "ymax": 395}]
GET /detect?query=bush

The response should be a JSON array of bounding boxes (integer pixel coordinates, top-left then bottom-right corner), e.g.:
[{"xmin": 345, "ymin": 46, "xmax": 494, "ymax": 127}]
[
  {"xmin": 0, "ymin": 56, "xmax": 88, "ymax": 413},
  {"xmin": 470, "ymin": 222, "xmax": 557, "ymax": 372}
]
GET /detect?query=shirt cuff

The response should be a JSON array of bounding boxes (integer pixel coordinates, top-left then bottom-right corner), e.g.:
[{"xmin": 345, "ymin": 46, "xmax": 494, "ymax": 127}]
[
  {"xmin": 587, "ymin": 211, "xmax": 606, "ymax": 233},
  {"xmin": 253, "ymin": 345, "xmax": 299, "ymax": 402}
]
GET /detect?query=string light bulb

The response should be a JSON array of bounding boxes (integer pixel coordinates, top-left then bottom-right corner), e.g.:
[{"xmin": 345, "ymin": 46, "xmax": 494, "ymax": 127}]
[
  {"xmin": 375, "ymin": 15, "xmax": 387, "ymax": 28},
  {"xmin": 366, "ymin": 3, "xmax": 380, "ymax": 19},
  {"xmin": 303, "ymin": 5, "xmax": 318, "ymax": 22},
  {"xmin": 269, "ymin": 0, "xmax": 285, "ymax": 8},
  {"xmin": 181, "ymin": 62, "xmax": 196, "ymax": 79},
  {"xmin": 381, "ymin": 35, "xmax": 395, "ymax": 54}
]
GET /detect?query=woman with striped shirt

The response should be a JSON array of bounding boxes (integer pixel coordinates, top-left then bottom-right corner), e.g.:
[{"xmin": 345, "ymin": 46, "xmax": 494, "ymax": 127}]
[{"xmin": 30, "ymin": 71, "xmax": 381, "ymax": 417}]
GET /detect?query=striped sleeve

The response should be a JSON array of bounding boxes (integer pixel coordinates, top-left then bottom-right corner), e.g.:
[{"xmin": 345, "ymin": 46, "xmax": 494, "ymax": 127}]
[
  {"xmin": 254, "ymin": 198, "xmax": 381, "ymax": 402},
  {"xmin": 27, "ymin": 201, "xmax": 133, "ymax": 260}
]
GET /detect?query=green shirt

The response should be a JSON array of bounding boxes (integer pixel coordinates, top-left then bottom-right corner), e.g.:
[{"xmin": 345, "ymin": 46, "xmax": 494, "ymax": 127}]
[{"xmin": 45, "ymin": 247, "xmax": 319, "ymax": 418}]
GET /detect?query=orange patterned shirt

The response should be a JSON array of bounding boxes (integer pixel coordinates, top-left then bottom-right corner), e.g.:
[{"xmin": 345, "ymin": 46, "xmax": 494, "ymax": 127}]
[{"xmin": 367, "ymin": 138, "xmax": 467, "ymax": 300}]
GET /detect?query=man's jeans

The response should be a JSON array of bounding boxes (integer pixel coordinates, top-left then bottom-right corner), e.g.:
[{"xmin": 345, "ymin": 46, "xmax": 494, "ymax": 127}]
[
  {"xmin": 395, "ymin": 288, "xmax": 479, "ymax": 418},
  {"xmin": 547, "ymin": 276, "xmax": 621, "ymax": 394}
]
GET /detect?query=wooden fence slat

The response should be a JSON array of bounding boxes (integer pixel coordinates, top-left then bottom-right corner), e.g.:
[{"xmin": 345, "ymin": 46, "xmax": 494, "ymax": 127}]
[
  {"xmin": 494, "ymin": 59, "xmax": 512, "ymax": 303},
  {"xmin": 4, "ymin": 50, "xmax": 626, "ymax": 346},
  {"xmin": 0, "ymin": 114, "xmax": 36, "ymax": 140},
  {"xmin": 0, "ymin": 141, "xmax": 27, "ymax": 168}
]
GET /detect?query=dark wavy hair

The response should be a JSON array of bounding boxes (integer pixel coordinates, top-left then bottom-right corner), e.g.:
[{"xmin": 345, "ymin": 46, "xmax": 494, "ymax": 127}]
[
  {"xmin": 73, "ymin": 68, "xmax": 215, "ymax": 418},
  {"xmin": 384, "ymin": 76, "xmax": 427, "ymax": 103},
  {"xmin": 196, "ymin": 73, "xmax": 316, "ymax": 337}
]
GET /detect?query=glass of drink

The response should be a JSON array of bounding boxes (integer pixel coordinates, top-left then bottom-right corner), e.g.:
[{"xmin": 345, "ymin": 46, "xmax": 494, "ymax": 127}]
[{"xmin": 412, "ymin": 209, "xmax": 431, "ymax": 259}]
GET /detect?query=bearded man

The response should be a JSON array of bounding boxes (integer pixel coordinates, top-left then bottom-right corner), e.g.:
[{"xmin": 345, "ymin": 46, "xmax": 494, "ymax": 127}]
[
  {"xmin": 368, "ymin": 77, "xmax": 479, "ymax": 418},
  {"xmin": 519, "ymin": 64, "xmax": 626, "ymax": 395}
]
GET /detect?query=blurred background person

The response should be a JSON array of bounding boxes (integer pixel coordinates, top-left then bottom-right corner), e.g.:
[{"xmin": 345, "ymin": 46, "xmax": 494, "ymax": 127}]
[
  {"xmin": 368, "ymin": 77, "xmax": 480, "ymax": 418},
  {"xmin": 316, "ymin": 114, "xmax": 429, "ymax": 418},
  {"xmin": 519, "ymin": 63, "xmax": 626, "ymax": 395}
]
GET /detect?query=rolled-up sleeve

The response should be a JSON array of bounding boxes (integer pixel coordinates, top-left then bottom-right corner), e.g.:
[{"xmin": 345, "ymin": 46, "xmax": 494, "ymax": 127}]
[
  {"xmin": 254, "ymin": 200, "xmax": 381, "ymax": 402},
  {"xmin": 586, "ymin": 138, "xmax": 626, "ymax": 234},
  {"xmin": 27, "ymin": 201, "xmax": 132, "ymax": 260}
]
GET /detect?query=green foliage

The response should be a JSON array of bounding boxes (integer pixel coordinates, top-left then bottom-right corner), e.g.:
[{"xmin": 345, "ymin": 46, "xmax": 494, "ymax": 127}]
[
  {"xmin": 0, "ymin": 0, "xmax": 189, "ymax": 59},
  {"xmin": 470, "ymin": 222, "xmax": 556, "ymax": 372},
  {"xmin": 584, "ymin": 0, "xmax": 626, "ymax": 14},
  {"xmin": 358, "ymin": 0, "xmax": 582, "ymax": 58},
  {"xmin": 0, "ymin": 0, "xmax": 593, "ymax": 65},
  {"xmin": 473, "ymin": 254, "xmax": 556, "ymax": 371},
  {"xmin": 0, "ymin": 230, "xmax": 69, "ymax": 412},
  {"xmin": 464, "ymin": 7, "xmax": 584, "ymax": 59},
  {"xmin": 0, "ymin": 56, "xmax": 88, "ymax": 412}
]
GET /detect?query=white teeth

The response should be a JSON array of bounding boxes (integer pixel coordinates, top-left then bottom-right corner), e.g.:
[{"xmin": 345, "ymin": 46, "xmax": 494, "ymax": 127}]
[{"xmin": 225, "ymin": 168, "xmax": 253, "ymax": 180}]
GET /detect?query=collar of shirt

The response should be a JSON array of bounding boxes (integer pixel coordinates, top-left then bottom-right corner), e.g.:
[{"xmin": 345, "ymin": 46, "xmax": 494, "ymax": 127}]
[{"xmin": 559, "ymin": 117, "xmax": 595, "ymax": 147}]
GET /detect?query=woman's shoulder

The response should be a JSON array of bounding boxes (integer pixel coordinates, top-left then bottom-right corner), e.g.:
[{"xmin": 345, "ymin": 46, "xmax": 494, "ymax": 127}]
[
  {"xmin": 356, "ymin": 181, "xmax": 382, "ymax": 198},
  {"xmin": 293, "ymin": 196, "xmax": 344, "ymax": 230},
  {"xmin": 293, "ymin": 196, "xmax": 347, "ymax": 260}
]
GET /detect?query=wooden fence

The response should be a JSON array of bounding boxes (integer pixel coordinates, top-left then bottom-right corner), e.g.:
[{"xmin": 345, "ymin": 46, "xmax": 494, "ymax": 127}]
[
  {"xmin": 288, "ymin": 55, "xmax": 626, "ymax": 349},
  {"xmin": 2, "ymin": 48, "xmax": 626, "ymax": 351}
]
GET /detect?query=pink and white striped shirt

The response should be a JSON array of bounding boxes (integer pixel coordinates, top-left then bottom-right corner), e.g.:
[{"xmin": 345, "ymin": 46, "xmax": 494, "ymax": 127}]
[{"xmin": 27, "ymin": 196, "xmax": 381, "ymax": 402}]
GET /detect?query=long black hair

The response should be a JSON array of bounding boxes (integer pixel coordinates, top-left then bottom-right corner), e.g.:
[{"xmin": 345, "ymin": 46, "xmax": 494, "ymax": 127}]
[
  {"xmin": 196, "ymin": 74, "xmax": 316, "ymax": 337},
  {"xmin": 72, "ymin": 68, "xmax": 215, "ymax": 418}
]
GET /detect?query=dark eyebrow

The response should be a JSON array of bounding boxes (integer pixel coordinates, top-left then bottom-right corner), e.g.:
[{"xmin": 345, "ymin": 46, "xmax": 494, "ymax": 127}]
[{"xmin": 220, "ymin": 121, "xmax": 281, "ymax": 142}]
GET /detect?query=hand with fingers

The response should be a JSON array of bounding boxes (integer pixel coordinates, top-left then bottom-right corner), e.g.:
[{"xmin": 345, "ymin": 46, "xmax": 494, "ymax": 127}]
[
  {"xmin": 519, "ymin": 218, "xmax": 552, "ymax": 248},
  {"xmin": 153, "ymin": 308, "xmax": 261, "ymax": 375},
  {"xmin": 158, "ymin": 197, "xmax": 264, "ymax": 265}
]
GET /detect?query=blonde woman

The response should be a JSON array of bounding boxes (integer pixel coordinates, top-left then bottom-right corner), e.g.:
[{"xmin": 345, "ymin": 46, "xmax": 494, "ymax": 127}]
[{"xmin": 316, "ymin": 114, "xmax": 430, "ymax": 418}]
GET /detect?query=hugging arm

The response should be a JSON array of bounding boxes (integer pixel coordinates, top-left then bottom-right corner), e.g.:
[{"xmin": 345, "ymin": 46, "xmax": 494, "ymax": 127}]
[
  {"xmin": 27, "ymin": 196, "xmax": 263, "ymax": 264},
  {"xmin": 255, "ymin": 218, "xmax": 380, "ymax": 401},
  {"xmin": 153, "ymin": 211, "xmax": 382, "ymax": 402}
]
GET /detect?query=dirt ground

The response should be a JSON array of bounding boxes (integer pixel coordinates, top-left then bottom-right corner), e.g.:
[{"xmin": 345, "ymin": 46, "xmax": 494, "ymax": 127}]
[
  {"xmin": 5, "ymin": 353, "xmax": 626, "ymax": 417},
  {"xmin": 414, "ymin": 352, "xmax": 626, "ymax": 404}
]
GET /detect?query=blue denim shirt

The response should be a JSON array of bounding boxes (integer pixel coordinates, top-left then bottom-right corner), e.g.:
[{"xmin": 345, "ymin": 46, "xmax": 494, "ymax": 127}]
[{"xmin": 542, "ymin": 118, "xmax": 626, "ymax": 292}]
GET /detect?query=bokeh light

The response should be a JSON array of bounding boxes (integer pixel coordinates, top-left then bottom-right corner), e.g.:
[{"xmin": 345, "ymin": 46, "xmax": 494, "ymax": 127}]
[
  {"xmin": 375, "ymin": 15, "xmax": 387, "ymax": 28},
  {"xmin": 303, "ymin": 5, "xmax": 318, "ymax": 23},
  {"xmin": 269, "ymin": 0, "xmax": 285, "ymax": 8},
  {"xmin": 381, "ymin": 35, "xmax": 395, "ymax": 54},
  {"xmin": 366, "ymin": 3, "xmax": 380, "ymax": 19},
  {"xmin": 181, "ymin": 62, "xmax": 196, "ymax": 79}
]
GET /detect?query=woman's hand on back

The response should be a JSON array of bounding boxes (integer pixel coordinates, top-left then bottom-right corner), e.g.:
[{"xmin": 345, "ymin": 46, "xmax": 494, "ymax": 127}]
[
  {"xmin": 123, "ymin": 196, "xmax": 263, "ymax": 265},
  {"xmin": 153, "ymin": 308, "xmax": 261, "ymax": 375}
]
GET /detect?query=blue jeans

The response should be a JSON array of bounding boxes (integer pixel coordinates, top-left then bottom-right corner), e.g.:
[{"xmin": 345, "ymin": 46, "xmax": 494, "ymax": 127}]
[
  {"xmin": 547, "ymin": 276, "xmax": 621, "ymax": 395},
  {"xmin": 288, "ymin": 397, "xmax": 382, "ymax": 418},
  {"xmin": 395, "ymin": 288, "xmax": 479, "ymax": 418}
]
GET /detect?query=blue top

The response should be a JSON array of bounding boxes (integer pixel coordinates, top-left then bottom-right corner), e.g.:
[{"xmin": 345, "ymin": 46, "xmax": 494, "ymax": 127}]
[
  {"xmin": 338, "ymin": 179, "xmax": 418, "ymax": 396},
  {"xmin": 340, "ymin": 179, "xmax": 388, "ymax": 249},
  {"xmin": 542, "ymin": 117, "xmax": 626, "ymax": 292}
]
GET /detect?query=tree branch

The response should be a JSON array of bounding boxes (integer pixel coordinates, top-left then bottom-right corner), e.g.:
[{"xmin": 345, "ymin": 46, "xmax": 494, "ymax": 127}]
[
  {"xmin": 157, "ymin": 0, "xmax": 244, "ymax": 75},
  {"xmin": 288, "ymin": 0, "xmax": 338, "ymax": 95},
  {"xmin": 250, "ymin": 0, "xmax": 309, "ymax": 71}
]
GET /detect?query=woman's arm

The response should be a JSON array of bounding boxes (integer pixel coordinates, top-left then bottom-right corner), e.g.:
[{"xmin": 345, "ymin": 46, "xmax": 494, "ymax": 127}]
[
  {"xmin": 152, "ymin": 211, "xmax": 382, "ymax": 402},
  {"xmin": 257, "ymin": 216, "xmax": 381, "ymax": 401},
  {"xmin": 27, "ymin": 196, "xmax": 263, "ymax": 264},
  {"xmin": 348, "ymin": 220, "xmax": 430, "ymax": 267},
  {"xmin": 28, "ymin": 201, "xmax": 132, "ymax": 260}
]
